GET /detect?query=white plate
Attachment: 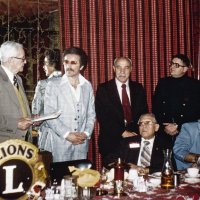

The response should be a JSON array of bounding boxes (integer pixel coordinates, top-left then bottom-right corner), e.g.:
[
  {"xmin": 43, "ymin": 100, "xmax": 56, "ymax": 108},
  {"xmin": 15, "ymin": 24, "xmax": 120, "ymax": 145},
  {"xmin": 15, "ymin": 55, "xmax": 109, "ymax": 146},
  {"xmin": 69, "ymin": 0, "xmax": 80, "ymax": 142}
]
[
  {"xmin": 151, "ymin": 172, "xmax": 161, "ymax": 178},
  {"xmin": 148, "ymin": 178, "xmax": 161, "ymax": 186},
  {"xmin": 185, "ymin": 173, "xmax": 200, "ymax": 178},
  {"xmin": 184, "ymin": 177, "xmax": 200, "ymax": 184}
]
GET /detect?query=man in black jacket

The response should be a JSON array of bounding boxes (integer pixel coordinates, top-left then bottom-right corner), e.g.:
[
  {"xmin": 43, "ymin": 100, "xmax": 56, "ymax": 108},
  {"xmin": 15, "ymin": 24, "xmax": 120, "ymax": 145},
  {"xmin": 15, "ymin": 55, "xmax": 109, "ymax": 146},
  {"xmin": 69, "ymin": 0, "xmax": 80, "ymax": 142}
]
[
  {"xmin": 152, "ymin": 54, "xmax": 200, "ymax": 148},
  {"xmin": 95, "ymin": 57, "xmax": 148, "ymax": 167}
]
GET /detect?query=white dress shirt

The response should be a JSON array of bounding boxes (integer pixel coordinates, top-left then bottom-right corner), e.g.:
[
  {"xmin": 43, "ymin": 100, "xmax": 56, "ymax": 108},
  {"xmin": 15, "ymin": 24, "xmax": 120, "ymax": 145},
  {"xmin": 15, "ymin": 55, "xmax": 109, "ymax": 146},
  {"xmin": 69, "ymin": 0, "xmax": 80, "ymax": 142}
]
[{"xmin": 115, "ymin": 78, "xmax": 131, "ymax": 104}]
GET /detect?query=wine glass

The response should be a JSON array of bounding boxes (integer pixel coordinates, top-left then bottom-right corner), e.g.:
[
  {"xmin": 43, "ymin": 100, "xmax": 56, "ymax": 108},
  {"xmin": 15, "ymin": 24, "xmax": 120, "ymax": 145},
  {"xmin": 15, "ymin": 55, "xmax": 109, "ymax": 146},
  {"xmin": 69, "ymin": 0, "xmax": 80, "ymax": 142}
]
[{"xmin": 98, "ymin": 167, "xmax": 108, "ymax": 195}]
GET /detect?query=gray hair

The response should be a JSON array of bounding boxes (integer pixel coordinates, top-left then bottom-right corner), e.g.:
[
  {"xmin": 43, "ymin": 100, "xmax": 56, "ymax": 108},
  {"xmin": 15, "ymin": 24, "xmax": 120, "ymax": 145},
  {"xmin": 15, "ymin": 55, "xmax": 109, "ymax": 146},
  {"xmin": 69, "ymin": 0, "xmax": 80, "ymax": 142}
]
[
  {"xmin": 138, "ymin": 113, "xmax": 158, "ymax": 124},
  {"xmin": 0, "ymin": 41, "xmax": 23, "ymax": 62},
  {"xmin": 113, "ymin": 57, "xmax": 132, "ymax": 66}
]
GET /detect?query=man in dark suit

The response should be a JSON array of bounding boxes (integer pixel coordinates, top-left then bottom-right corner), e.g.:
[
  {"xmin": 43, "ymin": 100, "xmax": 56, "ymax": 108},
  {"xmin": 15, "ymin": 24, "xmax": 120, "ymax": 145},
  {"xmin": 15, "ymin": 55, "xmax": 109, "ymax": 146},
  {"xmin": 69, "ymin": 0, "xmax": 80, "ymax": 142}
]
[
  {"xmin": 95, "ymin": 57, "xmax": 148, "ymax": 167},
  {"xmin": 120, "ymin": 113, "xmax": 172, "ymax": 174}
]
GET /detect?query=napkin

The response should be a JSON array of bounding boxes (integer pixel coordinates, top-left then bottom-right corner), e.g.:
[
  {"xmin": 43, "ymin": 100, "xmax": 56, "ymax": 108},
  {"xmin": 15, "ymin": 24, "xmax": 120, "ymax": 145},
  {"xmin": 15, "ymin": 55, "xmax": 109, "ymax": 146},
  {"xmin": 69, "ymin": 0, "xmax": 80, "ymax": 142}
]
[
  {"xmin": 105, "ymin": 168, "xmax": 129, "ymax": 182},
  {"xmin": 69, "ymin": 166, "xmax": 100, "ymax": 187}
]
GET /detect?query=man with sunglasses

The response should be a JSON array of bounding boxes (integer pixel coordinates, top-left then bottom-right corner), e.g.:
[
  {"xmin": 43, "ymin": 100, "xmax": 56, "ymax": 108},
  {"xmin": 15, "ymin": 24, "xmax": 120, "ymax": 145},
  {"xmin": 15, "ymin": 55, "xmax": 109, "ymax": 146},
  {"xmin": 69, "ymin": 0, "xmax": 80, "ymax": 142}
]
[
  {"xmin": 0, "ymin": 41, "xmax": 32, "ymax": 142},
  {"xmin": 43, "ymin": 47, "xmax": 95, "ymax": 162},
  {"xmin": 152, "ymin": 54, "xmax": 200, "ymax": 148}
]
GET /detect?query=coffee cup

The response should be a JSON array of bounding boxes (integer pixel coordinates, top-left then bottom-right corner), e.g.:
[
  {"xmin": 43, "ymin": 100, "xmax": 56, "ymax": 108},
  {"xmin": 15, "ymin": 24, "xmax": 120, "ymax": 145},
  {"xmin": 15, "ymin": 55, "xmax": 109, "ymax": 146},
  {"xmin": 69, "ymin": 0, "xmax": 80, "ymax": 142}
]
[{"xmin": 187, "ymin": 167, "xmax": 199, "ymax": 178}]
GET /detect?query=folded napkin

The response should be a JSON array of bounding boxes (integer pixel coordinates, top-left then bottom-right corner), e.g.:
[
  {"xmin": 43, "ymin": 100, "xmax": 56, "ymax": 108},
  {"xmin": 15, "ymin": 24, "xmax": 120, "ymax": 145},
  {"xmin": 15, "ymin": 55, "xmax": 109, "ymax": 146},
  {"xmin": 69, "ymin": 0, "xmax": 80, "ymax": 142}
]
[{"xmin": 69, "ymin": 166, "xmax": 100, "ymax": 187}]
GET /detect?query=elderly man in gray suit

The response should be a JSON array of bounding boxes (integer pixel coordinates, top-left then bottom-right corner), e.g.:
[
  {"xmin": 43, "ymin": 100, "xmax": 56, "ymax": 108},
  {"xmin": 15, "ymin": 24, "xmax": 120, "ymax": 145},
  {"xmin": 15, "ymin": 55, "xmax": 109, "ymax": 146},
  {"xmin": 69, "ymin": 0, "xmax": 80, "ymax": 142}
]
[
  {"xmin": 44, "ymin": 47, "xmax": 96, "ymax": 162},
  {"xmin": 0, "ymin": 41, "xmax": 32, "ymax": 142}
]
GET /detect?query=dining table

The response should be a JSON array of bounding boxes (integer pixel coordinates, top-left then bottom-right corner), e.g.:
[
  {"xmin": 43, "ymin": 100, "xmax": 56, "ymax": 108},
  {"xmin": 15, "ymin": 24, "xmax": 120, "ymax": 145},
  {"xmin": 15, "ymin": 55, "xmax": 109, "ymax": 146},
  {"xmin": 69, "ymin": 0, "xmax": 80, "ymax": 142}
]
[
  {"xmin": 94, "ymin": 182, "xmax": 200, "ymax": 200},
  {"xmin": 42, "ymin": 171, "xmax": 200, "ymax": 200}
]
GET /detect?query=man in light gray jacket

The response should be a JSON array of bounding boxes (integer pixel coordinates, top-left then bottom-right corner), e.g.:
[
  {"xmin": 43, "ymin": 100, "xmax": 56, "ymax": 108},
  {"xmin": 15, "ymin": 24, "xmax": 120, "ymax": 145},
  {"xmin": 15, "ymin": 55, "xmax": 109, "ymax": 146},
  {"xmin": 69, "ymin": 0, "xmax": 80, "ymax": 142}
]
[
  {"xmin": 44, "ymin": 47, "xmax": 96, "ymax": 162},
  {"xmin": 32, "ymin": 49, "xmax": 62, "ymax": 150},
  {"xmin": 173, "ymin": 120, "xmax": 200, "ymax": 170}
]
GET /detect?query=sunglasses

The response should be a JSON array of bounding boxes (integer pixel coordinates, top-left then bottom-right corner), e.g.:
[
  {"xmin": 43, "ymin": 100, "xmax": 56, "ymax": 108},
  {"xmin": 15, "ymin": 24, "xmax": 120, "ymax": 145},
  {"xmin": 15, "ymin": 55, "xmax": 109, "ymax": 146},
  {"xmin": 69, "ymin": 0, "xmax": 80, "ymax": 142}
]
[{"xmin": 63, "ymin": 60, "xmax": 78, "ymax": 65}]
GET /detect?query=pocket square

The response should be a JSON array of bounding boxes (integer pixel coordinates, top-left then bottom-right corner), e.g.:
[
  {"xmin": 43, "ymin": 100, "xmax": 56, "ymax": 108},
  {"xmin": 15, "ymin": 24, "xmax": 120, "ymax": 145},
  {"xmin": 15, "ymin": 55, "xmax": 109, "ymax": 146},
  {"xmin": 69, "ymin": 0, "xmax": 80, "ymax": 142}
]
[{"xmin": 129, "ymin": 142, "xmax": 140, "ymax": 148}]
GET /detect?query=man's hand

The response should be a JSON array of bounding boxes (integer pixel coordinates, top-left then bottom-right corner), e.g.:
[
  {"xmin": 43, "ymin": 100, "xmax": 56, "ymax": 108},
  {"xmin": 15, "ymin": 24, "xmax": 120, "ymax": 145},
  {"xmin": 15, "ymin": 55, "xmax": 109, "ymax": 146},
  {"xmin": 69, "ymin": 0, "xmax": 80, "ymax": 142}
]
[
  {"xmin": 128, "ymin": 163, "xmax": 149, "ymax": 175},
  {"xmin": 66, "ymin": 132, "xmax": 87, "ymax": 144},
  {"xmin": 32, "ymin": 114, "xmax": 43, "ymax": 126},
  {"xmin": 122, "ymin": 131, "xmax": 137, "ymax": 138},
  {"xmin": 163, "ymin": 123, "xmax": 178, "ymax": 136},
  {"xmin": 18, "ymin": 118, "xmax": 33, "ymax": 131}
]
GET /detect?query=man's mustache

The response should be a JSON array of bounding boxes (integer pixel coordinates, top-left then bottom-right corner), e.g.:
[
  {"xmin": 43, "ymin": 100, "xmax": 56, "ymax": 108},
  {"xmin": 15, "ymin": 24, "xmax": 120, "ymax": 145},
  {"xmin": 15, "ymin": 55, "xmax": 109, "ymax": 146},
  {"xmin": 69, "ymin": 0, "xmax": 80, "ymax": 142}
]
[{"xmin": 66, "ymin": 68, "xmax": 74, "ymax": 72}]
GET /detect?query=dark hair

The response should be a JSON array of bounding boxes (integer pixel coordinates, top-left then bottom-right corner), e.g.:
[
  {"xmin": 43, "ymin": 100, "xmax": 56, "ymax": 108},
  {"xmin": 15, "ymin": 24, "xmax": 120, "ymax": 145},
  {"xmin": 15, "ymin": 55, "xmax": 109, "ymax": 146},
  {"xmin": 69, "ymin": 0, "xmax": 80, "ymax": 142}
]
[
  {"xmin": 172, "ymin": 54, "xmax": 191, "ymax": 67},
  {"xmin": 63, "ymin": 47, "xmax": 88, "ymax": 66},
  {"xmin": 44, "ymin": 49, "xmax": 61, "ymax": 70}
]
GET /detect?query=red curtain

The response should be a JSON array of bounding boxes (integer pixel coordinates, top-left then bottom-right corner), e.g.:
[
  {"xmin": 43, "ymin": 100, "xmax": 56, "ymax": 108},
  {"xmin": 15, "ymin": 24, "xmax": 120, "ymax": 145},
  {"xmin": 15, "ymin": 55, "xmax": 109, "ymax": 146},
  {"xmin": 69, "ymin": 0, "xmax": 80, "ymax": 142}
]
[{"xmin": 58, "ymin": 0, "xmax": 198, "ymax": 170}]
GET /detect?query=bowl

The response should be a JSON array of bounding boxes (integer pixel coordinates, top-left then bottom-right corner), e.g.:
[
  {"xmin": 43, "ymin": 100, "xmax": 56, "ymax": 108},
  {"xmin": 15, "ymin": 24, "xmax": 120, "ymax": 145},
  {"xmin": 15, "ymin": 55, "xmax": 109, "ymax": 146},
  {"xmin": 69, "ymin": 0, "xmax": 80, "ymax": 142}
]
[{"xmin": 187, "ymin": 167, "xmax": 199, "ymax": 178}]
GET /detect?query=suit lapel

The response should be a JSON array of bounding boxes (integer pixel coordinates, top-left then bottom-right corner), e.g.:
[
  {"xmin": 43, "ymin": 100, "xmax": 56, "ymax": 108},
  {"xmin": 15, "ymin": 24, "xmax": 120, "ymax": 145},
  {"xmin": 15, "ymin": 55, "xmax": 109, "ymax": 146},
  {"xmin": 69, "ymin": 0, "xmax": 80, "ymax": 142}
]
[
  {"xmin": 150, "ymin": 135, "xmax": 161, "ymax": 165},
  {"xmin": 108, "ymin": 79, "xmax": 124, "ymax": 120},
  {"xmin": 129, "ymin": 81, "xmax": 136, "ymax": 117},
  {"xmin": 0, "ymin": 67, "xmax": 20, "ymax": 107}
]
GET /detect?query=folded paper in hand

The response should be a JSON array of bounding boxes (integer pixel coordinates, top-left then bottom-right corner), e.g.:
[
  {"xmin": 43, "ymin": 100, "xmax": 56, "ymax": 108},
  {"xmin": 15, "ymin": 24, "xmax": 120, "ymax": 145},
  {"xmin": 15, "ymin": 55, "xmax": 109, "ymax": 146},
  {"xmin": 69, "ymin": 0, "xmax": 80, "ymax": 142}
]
[{"xmin": 32, "ymin": 110, "xmax": 62, "ymax": 122}]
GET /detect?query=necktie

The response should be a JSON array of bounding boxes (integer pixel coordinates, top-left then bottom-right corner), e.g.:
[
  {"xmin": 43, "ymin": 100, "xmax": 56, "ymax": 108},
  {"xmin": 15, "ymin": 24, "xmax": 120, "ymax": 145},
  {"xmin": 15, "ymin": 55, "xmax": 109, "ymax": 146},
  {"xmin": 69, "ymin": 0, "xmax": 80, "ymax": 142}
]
[
  {"xmin": 13, "ymin": 75, "xmax": 19, "ymax": 90},
  {"xmin": 140, "ymin": 141, "xmax": 151, "ymax": 167},
  {"xmin": 121, "ymin": 84, "xmax": 132, "ymax": 123}
]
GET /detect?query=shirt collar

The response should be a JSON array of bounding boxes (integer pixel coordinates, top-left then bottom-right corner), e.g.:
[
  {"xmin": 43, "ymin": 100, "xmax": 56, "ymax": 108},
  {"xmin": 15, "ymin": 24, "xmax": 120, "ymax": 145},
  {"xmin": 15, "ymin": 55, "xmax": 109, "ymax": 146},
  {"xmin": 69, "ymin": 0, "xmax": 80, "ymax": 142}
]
[
  {"xmin": 115, "ymin": 78, "xmax": 129, "ymax": 88},
  {"xmin": 141, "ymin": 136, "xmax": 155, "ymax": 145},
  {"xmin": 48, "ymin": 71, "xmax": 62, "ymax": 79},
  {"xmin": 63, "ymin": 73, "xmax": 88, "ymax": 86}
]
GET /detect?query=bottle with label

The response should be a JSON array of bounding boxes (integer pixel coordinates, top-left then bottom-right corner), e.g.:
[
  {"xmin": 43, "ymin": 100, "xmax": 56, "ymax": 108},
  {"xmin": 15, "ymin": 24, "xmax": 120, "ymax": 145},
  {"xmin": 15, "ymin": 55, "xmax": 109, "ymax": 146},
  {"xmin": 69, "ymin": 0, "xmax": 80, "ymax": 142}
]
[
  {"xmin": 114, "ymin": 158, "xmax": 125, "ymax": 195},
  {"xmin": 161, "ymin": 149, "xmax": 174, "ymax": 189}
]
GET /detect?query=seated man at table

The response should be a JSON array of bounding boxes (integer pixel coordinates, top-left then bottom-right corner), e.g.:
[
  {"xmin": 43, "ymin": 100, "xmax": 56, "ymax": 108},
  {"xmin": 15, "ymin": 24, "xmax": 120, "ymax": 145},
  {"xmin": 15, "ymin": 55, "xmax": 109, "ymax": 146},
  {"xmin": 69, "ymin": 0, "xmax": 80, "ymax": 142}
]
[
  {"xmin": 120, "ymin": 113, "xmax": 174, "ymax": 175},
  {"xmin": 173, "ymin": 120, "xmax": 200, "ymax": 170}
]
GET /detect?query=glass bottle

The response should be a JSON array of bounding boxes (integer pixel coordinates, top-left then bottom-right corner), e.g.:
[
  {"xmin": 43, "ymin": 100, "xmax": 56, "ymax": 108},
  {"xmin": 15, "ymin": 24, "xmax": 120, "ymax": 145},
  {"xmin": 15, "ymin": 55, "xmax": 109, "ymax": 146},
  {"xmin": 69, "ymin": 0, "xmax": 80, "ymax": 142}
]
[
  {"xmin": 114, "ymin": 158, "xmax": 125, "ymax": 195},
  {"xmin": 161, "ymin": 149, "xmax": 174, "ymax": 189},
  {"xmin": 114, "ymin": 158, "xmax": 124, "ymax": 181}
]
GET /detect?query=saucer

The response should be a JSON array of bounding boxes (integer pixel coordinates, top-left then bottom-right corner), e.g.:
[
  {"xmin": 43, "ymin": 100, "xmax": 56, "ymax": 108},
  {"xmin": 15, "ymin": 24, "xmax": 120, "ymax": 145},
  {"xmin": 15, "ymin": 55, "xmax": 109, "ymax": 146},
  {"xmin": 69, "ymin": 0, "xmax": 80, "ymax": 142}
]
[
  {"xmin": 148, "ymin": 178, "xmax": 161, "ymax": 186},
  {"xmin": 185, "ymin": 173, "xmax": 200, "ymax": 178},
  {"xmin": 151, "ymin": 172, "xmax": 161, "ymax": 178}
]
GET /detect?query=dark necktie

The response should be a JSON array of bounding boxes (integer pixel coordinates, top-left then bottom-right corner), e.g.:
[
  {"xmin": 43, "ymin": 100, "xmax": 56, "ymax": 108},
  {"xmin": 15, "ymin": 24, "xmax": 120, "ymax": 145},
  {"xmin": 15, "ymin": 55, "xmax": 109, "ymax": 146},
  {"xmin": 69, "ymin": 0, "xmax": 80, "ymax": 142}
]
[
  {"xmin": 13, "ymin": 75, "xmax": 19, "ymax": 90},
  {"xmin": 140, "ymin": 141, "xmax": 151, "ymax": 167},
  {"xmin": 121, "ymin": 84, "xmax": 132, "ymax": 123}
]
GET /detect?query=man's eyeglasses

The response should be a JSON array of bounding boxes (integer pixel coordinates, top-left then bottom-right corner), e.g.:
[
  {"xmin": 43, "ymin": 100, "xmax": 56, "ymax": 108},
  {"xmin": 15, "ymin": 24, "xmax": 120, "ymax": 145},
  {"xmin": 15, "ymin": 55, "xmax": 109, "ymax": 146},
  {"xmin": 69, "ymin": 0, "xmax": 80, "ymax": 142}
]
[
  {"xmin": 12, "ymin": 57, "xmax": 26, "ymax": 62},
  {"xmin": 138, "ymin": 121, "xmax": 156, "ymax": 127},
  {"xmin": 169, "ymin": 61, "xmax": 185, "ymax": 68},
  {"xmin": 64, "ymin": 60, "xmax": 78, "ymax": 65}
]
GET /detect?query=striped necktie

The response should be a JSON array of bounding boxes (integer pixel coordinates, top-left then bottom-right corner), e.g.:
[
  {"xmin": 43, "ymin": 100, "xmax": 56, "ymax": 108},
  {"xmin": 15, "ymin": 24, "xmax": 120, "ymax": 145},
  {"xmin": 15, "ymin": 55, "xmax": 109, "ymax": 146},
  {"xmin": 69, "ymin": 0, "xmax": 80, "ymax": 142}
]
[{"xmin": 140, "ymin": 141, "xmax": 151, "ymax": 167}]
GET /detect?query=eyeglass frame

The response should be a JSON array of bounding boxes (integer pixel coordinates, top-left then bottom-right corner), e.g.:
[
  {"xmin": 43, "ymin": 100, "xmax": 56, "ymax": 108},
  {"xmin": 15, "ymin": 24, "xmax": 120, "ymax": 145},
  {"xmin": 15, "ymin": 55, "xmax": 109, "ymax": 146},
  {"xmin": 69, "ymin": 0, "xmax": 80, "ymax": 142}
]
[
  {"xmin": 169, "ymin": 61, "xmax": 186, "ymax": 68},
  {"xmin": 11, "ymin": 56, "xmax": 26, "ymax": 62},
  {"xmin": 63, "ymin": 60, "xmax": 79, "ymax": 65},
  {"xmin": 138, "ymin": 121, "xmax": 156, "ymax": 127}
]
